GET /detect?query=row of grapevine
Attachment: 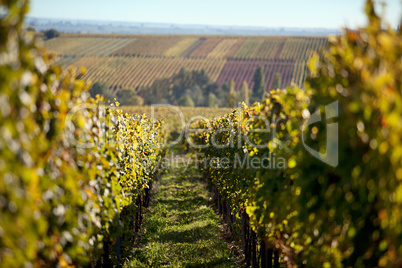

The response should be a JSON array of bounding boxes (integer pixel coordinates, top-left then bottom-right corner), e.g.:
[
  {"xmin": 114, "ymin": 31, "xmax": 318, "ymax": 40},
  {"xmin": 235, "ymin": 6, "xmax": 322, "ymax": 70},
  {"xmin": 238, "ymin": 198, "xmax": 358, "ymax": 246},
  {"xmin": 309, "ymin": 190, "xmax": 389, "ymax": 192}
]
[
  {"xmin": 192, "ymin": 3, "xmax": 401, "ymax": 267},
  {"xmin": 0, "ymin": 2, "xmax": 166, "ymax": 267},
  {"xmin": 216, "ymin": 59, "xmax": 295, "ymax": 91}
]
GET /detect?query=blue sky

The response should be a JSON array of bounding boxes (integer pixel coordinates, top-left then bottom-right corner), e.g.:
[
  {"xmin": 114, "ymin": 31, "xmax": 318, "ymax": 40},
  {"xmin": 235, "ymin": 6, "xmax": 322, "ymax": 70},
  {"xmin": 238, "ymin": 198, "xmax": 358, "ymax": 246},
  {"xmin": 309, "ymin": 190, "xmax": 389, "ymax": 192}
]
[{"xmin": 29, "ymin": 0, "xmax": 401, "ymax": 29}]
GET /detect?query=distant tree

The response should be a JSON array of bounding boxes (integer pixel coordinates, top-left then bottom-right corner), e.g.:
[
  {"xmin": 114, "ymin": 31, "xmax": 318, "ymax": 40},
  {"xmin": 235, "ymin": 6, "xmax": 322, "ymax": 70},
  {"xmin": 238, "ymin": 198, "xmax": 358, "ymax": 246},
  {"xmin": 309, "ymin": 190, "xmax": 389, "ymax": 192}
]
[
  {"xmin": 116, "ymin": 89, "xmax": 145, "ymax": 105},
  {"xmin": 226, "ymin": 80, "xmax": 238, "ymax": 108},
  {"xmin": 26, "ymin": 27, "xmax": 35, "ymax": 32},
  {"xmin": 178, "ymin": 94, "xmax": 195, "ymax": 107},
  {"xmin": 158, "ymin": 98, "xmax": 169, "ymax": 104},
  {"xmin": 89, "ymin": 82, "xmax": 113, "ymax": 99},
  {"xmin": 130, "ymin": 95, "xmax": 144, "ymax": 106},
  {"xmin": 207, "ymin": 93, "xmax": 218, "ymax": 108},
  {"xmin": 272, "ymin": 72, "xmax": 282, "ymax": 90},
  {"xmin": 186, "ymin": 85, "xmax": 204, "ymax": 106},
  {"xmin": 139, "ymin": 69, "xmax": 213, "ymax": 105},
  {"xmin": 116, "ymin": 89, "xmax": 134, "ymax": 103},
  {"xmin": 195, "ymin": 69, "xmax": 210, "ymax": 86},
  {"xmin": 252, "ymin": 66, "xmax": 266, "ymax": 101},
  {"xmin": 212, "ymin": 85, "xmax": 227, "ymax": 107},
  {"xmin": 43, "ymin": 29, "xmax": 60, "ymax": 40},
  {"xmin": 240, "ymin": 81, "xmax": 250, "ymax": 105}
]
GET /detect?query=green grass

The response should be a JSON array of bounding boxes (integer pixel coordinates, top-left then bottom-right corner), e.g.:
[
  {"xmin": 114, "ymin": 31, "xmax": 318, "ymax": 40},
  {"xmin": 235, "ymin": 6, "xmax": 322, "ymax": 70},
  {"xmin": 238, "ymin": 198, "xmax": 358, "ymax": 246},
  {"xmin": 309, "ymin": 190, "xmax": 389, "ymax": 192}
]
[{"xmin": 123, "ymin": 164, "xmax": 239, "ymax": 267}]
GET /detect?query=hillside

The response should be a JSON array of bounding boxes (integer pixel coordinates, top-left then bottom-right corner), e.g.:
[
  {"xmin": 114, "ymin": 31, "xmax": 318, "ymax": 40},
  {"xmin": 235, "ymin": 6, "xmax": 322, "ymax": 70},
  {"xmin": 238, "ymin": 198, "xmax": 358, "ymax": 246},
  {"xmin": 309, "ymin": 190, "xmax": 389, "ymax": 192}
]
[{"xmin": 45, "ymin": 34, "xmax": 329, "ymax": 92}]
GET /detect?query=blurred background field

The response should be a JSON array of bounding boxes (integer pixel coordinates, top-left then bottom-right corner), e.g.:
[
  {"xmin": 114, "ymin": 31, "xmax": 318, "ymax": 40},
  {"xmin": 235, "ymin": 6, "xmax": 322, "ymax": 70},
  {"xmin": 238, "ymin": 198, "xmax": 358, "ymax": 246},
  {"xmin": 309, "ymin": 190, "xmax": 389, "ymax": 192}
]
[
  {"xmin": 121, "ymin": 105, "xmax": 232, "ymax": 134},
  {"xmin": 44, "ymin": 34, "xmax": 327, "ymax": 93}
]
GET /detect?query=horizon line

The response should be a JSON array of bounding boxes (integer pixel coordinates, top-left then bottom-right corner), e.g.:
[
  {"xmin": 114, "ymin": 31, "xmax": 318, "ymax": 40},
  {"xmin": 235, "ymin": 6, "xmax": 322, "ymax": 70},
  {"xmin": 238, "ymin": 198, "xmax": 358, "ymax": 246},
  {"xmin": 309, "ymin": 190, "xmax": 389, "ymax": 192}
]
[{"xmin": 26, "ymin": 16, "xmax": 344, "ymax": 32}]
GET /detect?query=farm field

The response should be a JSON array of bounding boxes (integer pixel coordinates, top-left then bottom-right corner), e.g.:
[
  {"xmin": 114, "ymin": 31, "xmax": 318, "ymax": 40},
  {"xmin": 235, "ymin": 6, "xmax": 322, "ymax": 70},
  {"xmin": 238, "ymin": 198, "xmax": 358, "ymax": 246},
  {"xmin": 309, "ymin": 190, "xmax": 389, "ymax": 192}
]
[{"xmin": 45, "ymin": 34, "xmax": 328, "ymax": 92}]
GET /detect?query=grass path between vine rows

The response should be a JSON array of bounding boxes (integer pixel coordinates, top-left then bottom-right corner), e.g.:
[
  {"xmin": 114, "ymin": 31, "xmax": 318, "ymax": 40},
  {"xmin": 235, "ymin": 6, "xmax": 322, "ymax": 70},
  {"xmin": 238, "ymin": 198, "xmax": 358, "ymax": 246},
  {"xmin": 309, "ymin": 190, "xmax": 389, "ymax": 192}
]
[{"xmin": 124, "ymin": 162, "xmax": 240, "ymax": 267}]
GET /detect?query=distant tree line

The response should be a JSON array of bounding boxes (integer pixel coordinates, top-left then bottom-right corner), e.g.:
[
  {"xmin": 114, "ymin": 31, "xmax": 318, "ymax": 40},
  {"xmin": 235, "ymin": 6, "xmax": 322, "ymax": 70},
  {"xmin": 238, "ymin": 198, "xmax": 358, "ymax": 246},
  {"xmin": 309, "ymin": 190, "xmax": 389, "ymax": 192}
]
[
  {"xmin": 43, "ymin": 29, "xmax": 60, "ymax": 40},
  {"xmin": 138, "ymin": 68, "xmax": 227, "ymax": 107},
  {"xmin": 25, "ymin": 28, "xmax": 61, "ymax": 40},
  {"xmin": 88, "ymin": 82, "xmax": 144, "ymax": 106},
  {"xmin": 89, "ymin": 66, "xmax": 283, "ymax": 107}
]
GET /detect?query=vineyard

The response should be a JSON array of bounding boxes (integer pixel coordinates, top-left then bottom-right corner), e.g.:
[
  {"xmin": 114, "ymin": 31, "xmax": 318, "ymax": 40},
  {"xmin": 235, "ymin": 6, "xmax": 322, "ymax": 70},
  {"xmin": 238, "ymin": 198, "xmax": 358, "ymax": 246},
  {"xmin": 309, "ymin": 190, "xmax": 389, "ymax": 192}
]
[
  {"xmin": 2, "ymin": 0, "xmax": 402, "ymax": 267},
  {"xmin": 68, "ymin": 56, "xmax": 227, "ymax": 91},
  {"xmin": 216, "ymin": 59, "xmax": 295, "ymax": 92},
  {"xmin": 188, "ymin": 5, "xmax": 402, "ymax": 266},
  {"xmin": 45, "ymin": 34, "xmax": 328, "ymax": 92},
  {"xmin": 0, "ymin": 2, "xmax": 166, "ymax": 266}
]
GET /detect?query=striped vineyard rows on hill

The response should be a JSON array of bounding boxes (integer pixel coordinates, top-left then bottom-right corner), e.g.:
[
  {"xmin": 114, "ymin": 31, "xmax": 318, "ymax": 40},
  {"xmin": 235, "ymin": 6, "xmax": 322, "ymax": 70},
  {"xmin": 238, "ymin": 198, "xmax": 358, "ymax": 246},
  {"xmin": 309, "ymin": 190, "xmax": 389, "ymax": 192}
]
[
  {"xmin": 181, "ymin": 38, "xmax": 206, "ymax": 57},
  {"xmin": 232, "ymin": 38, "xmax": 264, "ymax": 59},
  {"xmin": 45, "ymin": 37, "xmax": 137, "ymax": 56},
  {"xmin": 44, "ymin": 37, "xmax": 100, "ymax": 55},
  {"xmin": 68, "ymin": 56, "xmax": 227, "ymax": 91},
  {"xmin": 67, "ymin": 56, "xmax": 107, "ymax": 72},
  {"xmin": 291, "ymin": 60, "xmax": 308, "ymax": 87},
  {"xmin": 45, "ymin": 35, "xmax": 329, "ymax": 92},
  {"xmin": 206, "ymin": 38, "xmax": 239, "ymax": 58},
  {"xmin": 224, "ymin": 38, "xmax": 246, "ymax": 57},
  {"xmin": 89, "ymin": 38, "xmax": 137, "ymax": 56},
  {"xmin": 46, "ymin": 35, "xmax": 328, "ymax": 61},
  {"xmin": 279, "ymin": 36, "xmax": 328, "ymax": 60},
  {"xmin": 188, "ymin": 38, "xmax": 223, "ymax": 58},
  {"xmin": 69, "ymin": 38, "xmax": 117, "ymax": 56},
  {"xmin": 216, "ymin": 59, "xmax": 295, "ymax": 90},
  {"xmin": 177, "ymin": 57, "xmax": 227, "ymax": 81},
  {"xmin": 55, "ymin": 55, "xmax": 81, "ymax": 66},
  {"xmin": 162, "ymin": 37, "xmax": 199, "ymax": 57},
  {"xmin": 251, "ymin": 37, "xmax": 286, "ymax": 59},
  {"xmin": 112, "ymin": 36, "xmax": 182, "ymax": 57}
]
